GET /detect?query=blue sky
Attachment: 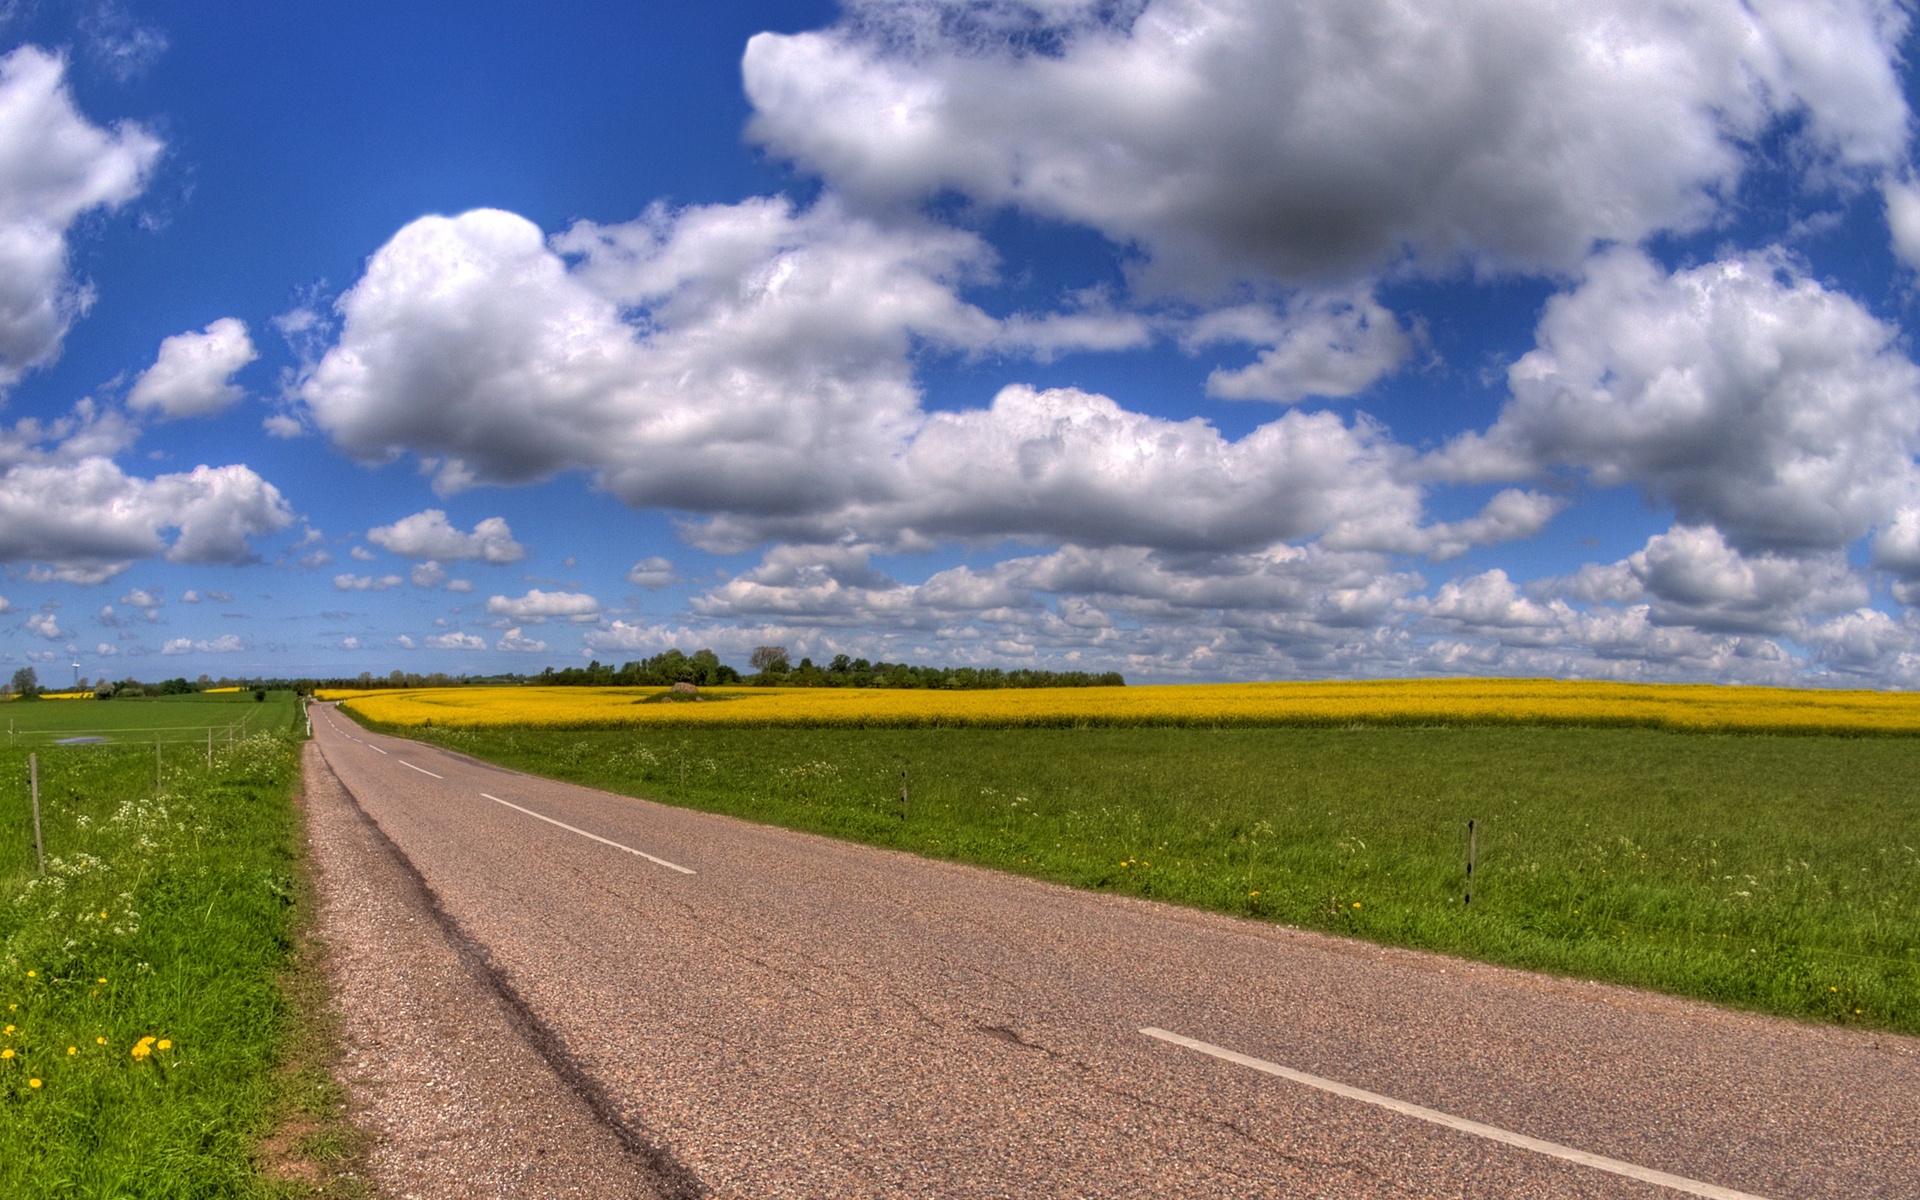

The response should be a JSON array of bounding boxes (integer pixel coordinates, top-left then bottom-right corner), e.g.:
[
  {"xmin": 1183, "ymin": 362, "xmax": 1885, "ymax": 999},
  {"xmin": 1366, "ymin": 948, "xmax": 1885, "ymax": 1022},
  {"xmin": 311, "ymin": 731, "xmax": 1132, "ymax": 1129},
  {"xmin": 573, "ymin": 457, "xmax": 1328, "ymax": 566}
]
[{"xmin": 7, "ymin": 0, "xmax": 1920, "ymax": 685}]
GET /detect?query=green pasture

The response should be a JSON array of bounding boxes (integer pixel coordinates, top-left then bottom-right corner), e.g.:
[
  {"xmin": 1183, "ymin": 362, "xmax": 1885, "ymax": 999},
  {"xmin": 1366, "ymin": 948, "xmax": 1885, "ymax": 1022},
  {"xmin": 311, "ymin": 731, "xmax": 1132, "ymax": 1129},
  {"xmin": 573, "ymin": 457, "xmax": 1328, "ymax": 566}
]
[
  {"xmin": 0, "ymin": 720, "xmax": 356, "ymax": 1196},
  {"xmin": 374, "ymin": 720, "xmax": 1920, "ymax": 1034},
  {"xmin": 1, "ymin": 691, "xmax": 300, "ymax": 747}
]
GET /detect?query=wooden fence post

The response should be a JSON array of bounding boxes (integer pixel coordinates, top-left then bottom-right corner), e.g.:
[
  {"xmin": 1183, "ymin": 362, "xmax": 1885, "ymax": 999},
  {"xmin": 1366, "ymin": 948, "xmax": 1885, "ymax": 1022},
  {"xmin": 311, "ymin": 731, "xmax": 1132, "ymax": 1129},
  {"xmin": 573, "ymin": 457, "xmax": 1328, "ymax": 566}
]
[{"xmin": 29, "ymin": 752, "xmax": 44, "ymax": 874}]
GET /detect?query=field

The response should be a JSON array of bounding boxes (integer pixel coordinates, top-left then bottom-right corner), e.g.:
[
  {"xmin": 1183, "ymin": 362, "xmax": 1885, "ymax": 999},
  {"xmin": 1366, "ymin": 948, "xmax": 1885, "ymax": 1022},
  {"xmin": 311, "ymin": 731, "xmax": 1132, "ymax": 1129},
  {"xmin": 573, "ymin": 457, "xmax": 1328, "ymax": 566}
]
[
  {"xmin": 0, "ymin": 698, "xmax": 354, "ymax": 1196},
  {"xmin": 341, "ymin": 683, "xmax": 1920, "ymax": 1034},
  {"xmin": 3, "ymin": 691, "xmax": 298, "ymax": 747},
  {"xmin": 327, "ymin": 678, "xmax": 1920, "ymax": 736}
]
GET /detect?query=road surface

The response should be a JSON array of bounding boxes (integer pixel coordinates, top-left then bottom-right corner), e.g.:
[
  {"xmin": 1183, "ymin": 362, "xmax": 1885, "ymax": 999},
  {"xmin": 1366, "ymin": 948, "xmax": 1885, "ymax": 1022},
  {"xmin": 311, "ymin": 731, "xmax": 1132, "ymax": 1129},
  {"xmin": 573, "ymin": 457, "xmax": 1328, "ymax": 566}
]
[{"xmin": 309, "ymin": 706, "xmax": 1919, "ymax": 1198}]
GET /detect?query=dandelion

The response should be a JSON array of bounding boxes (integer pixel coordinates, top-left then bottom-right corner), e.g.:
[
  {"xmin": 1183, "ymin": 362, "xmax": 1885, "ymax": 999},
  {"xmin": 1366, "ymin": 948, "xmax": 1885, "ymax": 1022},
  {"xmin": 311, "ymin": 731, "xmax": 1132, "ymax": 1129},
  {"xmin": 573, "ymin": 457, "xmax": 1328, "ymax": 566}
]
[
  {"xmin": 27, "ymin": 1078, "xmax": 39, "ymax": 1088},
  {"xmin": 95, "ymin": 1037, "xmax": 105, "ymax": 1045},
  {"xmin": 157, "ymin": 1039, "xmax": 171, "ymax": 1050},
  {"xmin": 130, "ymin": 1036, "xmax": 156, "ymax": 1060},
  {"xmin": 96, "ymin": 978, "xmax": 106, "ymax": 984},
  {"xmin": 2, "ymin": 1048, "xmax": 13, "ymax": 1059},
  {"xmin": 1353, "ymin": 902, "xmax": 1362, "ymax": 908},
  {"xmin": 5, "ymin": 1024, "xmax": 13, "ymax": 1034},
  {"xmin": 25, "ymin": 971, "xmax": 33, "ymax": 978},
  {"xmin": 65, "ymin": 1047, "xmax": 74, "ymax": 1056}
]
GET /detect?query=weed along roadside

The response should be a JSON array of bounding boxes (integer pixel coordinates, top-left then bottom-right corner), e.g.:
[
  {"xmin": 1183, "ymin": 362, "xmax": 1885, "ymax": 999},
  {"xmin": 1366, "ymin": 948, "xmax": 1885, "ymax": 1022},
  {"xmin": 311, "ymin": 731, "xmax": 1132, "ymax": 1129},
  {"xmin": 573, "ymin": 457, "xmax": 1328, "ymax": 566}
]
[
  {"xmin": 344, "ymin": 690, "xmax": 1920, "ymax": 1037},
  {"xmin": 0, "ymin": 692, "xmax": 363, "ymax": 1197}
]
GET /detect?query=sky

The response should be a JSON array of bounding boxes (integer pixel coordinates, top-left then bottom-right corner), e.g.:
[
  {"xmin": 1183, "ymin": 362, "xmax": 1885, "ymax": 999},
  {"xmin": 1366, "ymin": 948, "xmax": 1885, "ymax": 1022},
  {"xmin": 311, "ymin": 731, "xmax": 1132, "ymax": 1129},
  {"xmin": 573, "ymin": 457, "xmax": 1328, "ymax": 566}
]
[{"xmin": 7, "ymin": 0, "xmax": 1920, "ymax": 686}]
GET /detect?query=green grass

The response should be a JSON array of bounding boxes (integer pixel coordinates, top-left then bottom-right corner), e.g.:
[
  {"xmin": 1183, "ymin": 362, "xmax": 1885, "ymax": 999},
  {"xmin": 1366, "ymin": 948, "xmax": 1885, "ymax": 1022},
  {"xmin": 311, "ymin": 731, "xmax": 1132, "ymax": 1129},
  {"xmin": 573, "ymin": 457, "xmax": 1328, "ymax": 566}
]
[
  {"xmin": 0, "ymin": 721, "xmax": 359, "ymax": 1196},
  {"xmin": 2, "ymin": 691, "xmax": 301, "ymax": 747},
  {"xmin": 379, "ymin": 721, "xmax": 1920, "ymax": 1034}
]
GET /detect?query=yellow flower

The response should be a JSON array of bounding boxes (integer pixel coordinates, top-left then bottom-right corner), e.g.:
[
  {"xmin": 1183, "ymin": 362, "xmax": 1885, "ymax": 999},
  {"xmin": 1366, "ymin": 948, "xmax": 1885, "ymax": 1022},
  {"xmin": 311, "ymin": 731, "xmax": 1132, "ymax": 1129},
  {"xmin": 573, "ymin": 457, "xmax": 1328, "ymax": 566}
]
[
  {"xmin": 65, "ymin": 1047, "xmax": 75, "ymax": 1056},
  {"xmin": 2, "ymin": 1048, "xmax": 13, "ymax": 1059},
  {"xmin": 98, "ymin": 911, "xmax": 107, "ymax": 919},
  {"xmin": 130, "ymin": 1043, "xmax": 151, "ymax": 1060},
  {"xmin": 157, "ymin": 1039, "xmax": 171, "ymax": 1050},
  {"xmin": 95, "ymin": 1037, "xmax": 105, "ymax": 1045},
  {"xmin": 27, "ymin": 1078, "xmax": 40, "ymax": 1089},
  {"xmin": 5, "ymin": 1024, "xmax": 13, "ymax": 1033},
  {"xmin": 1353, "ymin": 902, "xmax": 1362, "ymax": 908},
  {"xmin": 96, "ymin": 978, "xmax": 106, "ymax": 984},
  {"xmin": 25, "ymin": 971, "xmax": 33, "ymax": 978}
]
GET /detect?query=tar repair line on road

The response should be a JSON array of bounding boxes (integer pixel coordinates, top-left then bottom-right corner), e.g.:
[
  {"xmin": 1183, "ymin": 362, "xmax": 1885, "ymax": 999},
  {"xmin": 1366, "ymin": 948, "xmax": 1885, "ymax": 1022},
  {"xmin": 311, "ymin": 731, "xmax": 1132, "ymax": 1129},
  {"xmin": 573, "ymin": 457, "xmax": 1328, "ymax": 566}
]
[
  {"xmin": 1140, "ymin": 1028, "xmax": 1769, "ymax": 1200},
  {"xmin": 479, "ymin": 793, "xmax": 697, "ymax": 875}
]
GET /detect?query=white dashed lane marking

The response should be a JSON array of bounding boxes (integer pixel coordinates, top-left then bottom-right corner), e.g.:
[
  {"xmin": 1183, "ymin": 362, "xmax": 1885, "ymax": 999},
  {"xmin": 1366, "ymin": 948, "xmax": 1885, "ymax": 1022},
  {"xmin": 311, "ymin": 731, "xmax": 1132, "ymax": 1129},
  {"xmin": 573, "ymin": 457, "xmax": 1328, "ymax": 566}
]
[
  {"xmin": 480, "ymin": 792, "xmax": 695, "ymax": 875},
  {"xmin": 1139, "ymin": 1029, "xmax": 1769, "ymax": 1200}
]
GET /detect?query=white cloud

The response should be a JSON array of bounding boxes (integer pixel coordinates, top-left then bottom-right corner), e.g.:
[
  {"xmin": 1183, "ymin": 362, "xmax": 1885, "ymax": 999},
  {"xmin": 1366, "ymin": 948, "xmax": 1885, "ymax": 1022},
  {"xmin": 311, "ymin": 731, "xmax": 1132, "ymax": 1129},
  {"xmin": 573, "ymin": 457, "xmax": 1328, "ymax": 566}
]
[
  {"xmin": 426, "ymin": 631, "xmax": 486, "ymax": 650},
  {"xmin": 333, "ymin": 573, "xmax": 403, "ymax": 591},
  {"xmin": 262, "ymin": 414, "xmax": 304, "ymax": 439},
  {"xmin": 393, "ymin": 635, "xmax": 417, "ymax": 649},
  {"xmin": 0, "ymin": 458, "xmax": 293, "ymax": 580},
  {"xmin": 125, "ymin": 318, "xmax": 257, "ymax": 419},
  {"xmin": 25, "ymin": 612, "xmax": 63, "ymax": 639},
  {"xmin": 627, "ymin": 556, "xmax": 677, "ymax": 589},
  {"xmin": 410, "ymin": 560, "xmax": 447, "ymax": 589},
  {"xmin": 1884, "ymin": 179, "xmax": 1920, "ymax": 271},
  {"xmin": 181, "ymin": 589, "xmax": 200, "ymax": 602},
  {"xmin": 339, "ymin": 636, "xmax": 361, "ymax": 650},
  {"xmin": 118, "ymin": 587, "xmax": 160, "ymax": 615},
  {"xmin": 446, "ymin": 578, "xmax": 474, "ymax": 594},
  {"xmin": 301, "ymin": 205, "xmax": 1557, "ymax": 562},
  {"xmin": 161, "ymin": 634, "xmax": 243, "ymax": 655},
  {"xmin": 485, "ymin": 589, "xmax": 600, "ymax": 624},
  {"xmin": 94, "ymin": 641, "xmax": 115, "ymax": 656},
  {"xmin": 349, "ymin": 546, "xmax": 377, "ymax": 561},
  {"xmin": 366, "ymin": 508, "xmax": 526, "ymax": 562},
  {"xmin": 0, "ymin": 595, "xmax": 9, "ymax": 613},
  {"xmin": 1432, "ymin": 249, "xmax": 1920, "ymax": 555},
  {"xmin": 744, "ymin": 0, "xmax": 1909, "ymax": 288},
  {"xmin": 1187, "ymin": 292, "xmax": 1411, "ymax": 403},
  {"xmin": 495, "ymin": 627, "xmax": 548, "ymax": 653},
  {"xmin": 0, "ymin": 46, "xmax": 162, "ymax": 391}
]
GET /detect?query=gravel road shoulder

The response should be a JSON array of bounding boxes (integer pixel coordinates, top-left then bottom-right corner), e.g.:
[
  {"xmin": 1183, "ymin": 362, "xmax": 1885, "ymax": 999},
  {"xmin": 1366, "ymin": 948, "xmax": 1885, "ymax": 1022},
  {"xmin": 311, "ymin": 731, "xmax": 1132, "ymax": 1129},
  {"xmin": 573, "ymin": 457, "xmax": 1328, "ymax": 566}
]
[{"xmin": 300, "ymin": 743, "xmax": 685, "ymax": 1199}]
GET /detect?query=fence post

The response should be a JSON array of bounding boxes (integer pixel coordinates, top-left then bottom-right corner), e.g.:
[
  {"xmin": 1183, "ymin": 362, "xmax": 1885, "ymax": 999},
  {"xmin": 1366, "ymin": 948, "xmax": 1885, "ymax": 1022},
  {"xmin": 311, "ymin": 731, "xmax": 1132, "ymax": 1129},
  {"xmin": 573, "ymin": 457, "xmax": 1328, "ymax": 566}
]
[
  {"xmin": 29, "ymin": 752, "xmax": 44, "ymax": 874},
  {"xmin": 1465, "ymin": 818, "xmax": 1477, "ymax": 906}
]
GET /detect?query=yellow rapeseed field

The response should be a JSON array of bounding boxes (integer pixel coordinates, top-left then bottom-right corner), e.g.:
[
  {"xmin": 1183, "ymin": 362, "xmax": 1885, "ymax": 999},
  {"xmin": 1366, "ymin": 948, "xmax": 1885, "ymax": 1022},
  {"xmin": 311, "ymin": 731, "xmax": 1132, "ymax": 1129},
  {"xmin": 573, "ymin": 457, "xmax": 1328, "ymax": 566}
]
[{"xmin": 325, "ymin": 678, "xmax": 1920, "ymax": 735}]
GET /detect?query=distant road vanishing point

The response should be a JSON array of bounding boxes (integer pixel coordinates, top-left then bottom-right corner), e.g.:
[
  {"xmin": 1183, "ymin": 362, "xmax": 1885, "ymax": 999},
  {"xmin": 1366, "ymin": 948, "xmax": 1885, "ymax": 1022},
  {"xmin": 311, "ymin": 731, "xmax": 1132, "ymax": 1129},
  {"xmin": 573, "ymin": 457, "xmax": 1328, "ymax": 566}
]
[{"xmin": 308, "ymin": 707, "xmax": 1918, "ymax": 1199}]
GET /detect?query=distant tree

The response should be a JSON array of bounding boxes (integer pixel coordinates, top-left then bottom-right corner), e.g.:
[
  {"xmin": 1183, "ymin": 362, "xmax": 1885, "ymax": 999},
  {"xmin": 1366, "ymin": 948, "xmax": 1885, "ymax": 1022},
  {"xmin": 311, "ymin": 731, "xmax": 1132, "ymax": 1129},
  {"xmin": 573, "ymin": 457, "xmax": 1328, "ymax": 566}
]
[
  {"xmin": 159, "ymin": 677, "xmax": 195, "ymax": 695},
  {"xmin": 10, "ymin": 666, "xmax": 38, "ymax": 697},
  {"xmin": 749, "ymin": 645, "xmax": 790, "ymax": 673}
]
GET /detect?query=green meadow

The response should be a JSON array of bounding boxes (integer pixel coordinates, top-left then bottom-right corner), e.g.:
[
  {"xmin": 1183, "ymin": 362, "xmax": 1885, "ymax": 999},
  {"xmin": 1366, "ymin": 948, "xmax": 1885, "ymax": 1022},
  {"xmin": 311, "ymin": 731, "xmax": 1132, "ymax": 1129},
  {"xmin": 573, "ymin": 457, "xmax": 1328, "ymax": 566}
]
[
  {"xmin": 379, "ymin": 720, "xmax": 1920, "ymax": 1035},
  {"xmin": 0, "ymin": 696, "xmax": 358, "ymax": 1197},
  {"xmin": 2, "ymin": 691, "xmax": 299, "ymax": 747}
]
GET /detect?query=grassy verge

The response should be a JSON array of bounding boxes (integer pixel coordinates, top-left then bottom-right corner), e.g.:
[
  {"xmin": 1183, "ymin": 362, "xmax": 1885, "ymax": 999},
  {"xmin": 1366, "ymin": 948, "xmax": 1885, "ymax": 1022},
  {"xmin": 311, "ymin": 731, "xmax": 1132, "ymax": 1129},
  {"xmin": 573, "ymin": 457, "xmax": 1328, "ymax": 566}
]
[
  {"xmin": 0, "ymin": 729, "xmax": 364, "ymax": 1196},
  {"xmin": 377, "ymin": 721, "xmax": 1920, "ymax": 1034}
]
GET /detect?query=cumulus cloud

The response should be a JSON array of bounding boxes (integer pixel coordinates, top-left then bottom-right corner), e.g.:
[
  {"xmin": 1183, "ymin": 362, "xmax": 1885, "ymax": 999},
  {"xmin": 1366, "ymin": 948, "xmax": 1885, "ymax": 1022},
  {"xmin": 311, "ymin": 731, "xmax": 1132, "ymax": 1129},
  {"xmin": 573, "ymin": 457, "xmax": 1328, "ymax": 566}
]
[
  {"xmin": 485, "ymin": 589, "xmax": 600, "ymax": 624},
  {"xmin": 410, "ymin": 561, "xmax": 447, "ymax": 589},
  {"xmin": 125, "ymin": 318, "xmax": 257, "ymax": 418},
  {"xmin": 161, "ymin": 634, "xmax": 243, "ymax": 655},
  {"xmin": 1186, "ymin": 292, "xmax": 1412, "ymax": 403},
  {"xmin": 299, "ymin": 203, "xmax": 1563, "ymax": 563},
  {"xmin": 366, "ymin": 509, "xmax": 526, "ymax": 563},
  {"xmin": 1432, "ymin": 249, "xmax": 1920, "ymax": 554},
  {"xmin": 333, "ymin": 573, "xmax": 403, "ymax": 591},
  {"xmin": 0, "ymin": 458, "xmax": 293, "ymax": 581},
  {"xmin": 744, "ymin": 0, "xmax": 1909, "ymax": 288},
  {"xmin": 118, "ymin": 587, "xmax": 161, "ymax": 616},
  {"xmin": 25, "ymin": 611, "xmax": 62, "ymax": 639},
  {"xmin": 495, "ymin": 627, "xmax": 548, "ymax": 653},
  {"xmin": 0, "ymin": 46, "xmax": 162, "ymax": 390},
  {"xmin": 627, "ymin": 556, "xmax": 677, "ymax": 589},
  {"xmin": 426, "ymin": 631, "xmax": 485, "ymax": 650}
]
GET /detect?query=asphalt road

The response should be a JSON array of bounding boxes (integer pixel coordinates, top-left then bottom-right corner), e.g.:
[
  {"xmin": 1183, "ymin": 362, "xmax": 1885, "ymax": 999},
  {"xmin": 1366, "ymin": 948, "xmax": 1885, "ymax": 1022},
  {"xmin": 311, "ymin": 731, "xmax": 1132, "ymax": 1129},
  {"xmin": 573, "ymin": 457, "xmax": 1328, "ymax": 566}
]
[{"xmin": 310, "ymin": 707, "xmax": 1920, "ymax": 1199}]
